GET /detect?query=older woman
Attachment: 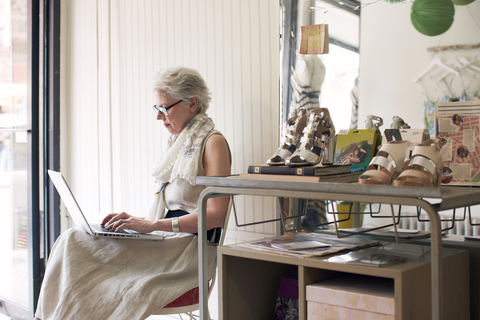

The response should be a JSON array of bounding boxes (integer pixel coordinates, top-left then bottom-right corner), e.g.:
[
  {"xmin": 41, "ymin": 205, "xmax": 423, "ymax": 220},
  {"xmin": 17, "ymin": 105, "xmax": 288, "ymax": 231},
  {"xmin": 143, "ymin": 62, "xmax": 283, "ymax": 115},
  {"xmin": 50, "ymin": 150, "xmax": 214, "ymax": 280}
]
[{"xmin": 34, "ymin": 66, "xmax": 231, "ymax": 320}]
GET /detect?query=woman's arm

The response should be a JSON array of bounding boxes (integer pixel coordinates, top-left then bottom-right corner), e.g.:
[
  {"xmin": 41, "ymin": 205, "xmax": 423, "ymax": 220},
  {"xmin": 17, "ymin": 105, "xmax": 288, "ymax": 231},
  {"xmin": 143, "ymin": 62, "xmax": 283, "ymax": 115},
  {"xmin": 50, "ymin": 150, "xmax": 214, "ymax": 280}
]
[{"xmin": 103, "ymin": 133, "xmax": 231, "ymax": 233}]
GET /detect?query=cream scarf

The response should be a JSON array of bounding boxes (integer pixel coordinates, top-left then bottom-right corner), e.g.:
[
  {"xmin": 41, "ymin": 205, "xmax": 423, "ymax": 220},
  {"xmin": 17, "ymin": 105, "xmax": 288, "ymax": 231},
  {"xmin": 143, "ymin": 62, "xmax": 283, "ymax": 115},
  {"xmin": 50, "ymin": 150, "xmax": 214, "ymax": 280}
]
[{"xmin": 147, "ymin": 113, "xmax": 215, "ymax": 221}]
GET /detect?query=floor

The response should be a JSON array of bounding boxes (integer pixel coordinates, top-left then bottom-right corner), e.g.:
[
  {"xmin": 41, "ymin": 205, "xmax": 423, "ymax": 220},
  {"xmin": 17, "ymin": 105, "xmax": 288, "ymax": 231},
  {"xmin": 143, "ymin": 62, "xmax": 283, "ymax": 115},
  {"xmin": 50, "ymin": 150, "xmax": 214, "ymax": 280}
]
[{"xmin": 146, "ymin": 274, "xmax": 219, "ymax": 320}]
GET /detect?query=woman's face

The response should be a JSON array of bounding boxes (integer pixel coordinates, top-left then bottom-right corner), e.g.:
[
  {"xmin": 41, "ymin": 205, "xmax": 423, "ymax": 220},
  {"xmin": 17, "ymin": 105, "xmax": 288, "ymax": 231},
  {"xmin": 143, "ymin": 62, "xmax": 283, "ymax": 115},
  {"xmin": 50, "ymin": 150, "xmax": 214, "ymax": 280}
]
[{"xmin": 155, "ymin": 91, "xmax": 197, "ymax": 135}]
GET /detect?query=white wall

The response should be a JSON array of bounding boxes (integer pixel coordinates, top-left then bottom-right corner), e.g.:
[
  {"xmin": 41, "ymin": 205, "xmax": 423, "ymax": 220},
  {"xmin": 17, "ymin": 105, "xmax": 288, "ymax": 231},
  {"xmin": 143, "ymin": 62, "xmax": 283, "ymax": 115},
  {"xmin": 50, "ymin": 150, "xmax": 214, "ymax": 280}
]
[
  {"xmin": 359, "ymin": 0, "xmax": 480, "ymax": 129},
  {"xmin": 359, "ymin": 0, "xmax": 480, "ymax": 225},
  {"xmin": 60, "ymin": 0, "xmax": 281, "ymax": 241}
]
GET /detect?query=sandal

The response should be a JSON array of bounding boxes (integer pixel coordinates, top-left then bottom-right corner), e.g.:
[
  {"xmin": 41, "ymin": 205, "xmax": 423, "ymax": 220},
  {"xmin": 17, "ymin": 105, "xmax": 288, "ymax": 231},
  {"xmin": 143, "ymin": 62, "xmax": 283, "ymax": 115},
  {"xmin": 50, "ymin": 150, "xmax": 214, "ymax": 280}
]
[
  {"xmin": 266, "ymin": 108, "xmax": 308, "ymax": 165},
  {"xmin": 390, "ymin": 116, "xmax": 411, "ymax": 129},
  {"xmin": 358, "ymin": 140, "xmax": 412, "ymax": 185},
  {"xmin": 393, "ymin": 138, "xmax": 445, "ymax": 187},
  {"xmin": 364, "ymin": 115, "xmax": 383, "ymax": 130},
  {"xmin": 285, "ymin": 108, "xmax": 336, "ymax": 166}
]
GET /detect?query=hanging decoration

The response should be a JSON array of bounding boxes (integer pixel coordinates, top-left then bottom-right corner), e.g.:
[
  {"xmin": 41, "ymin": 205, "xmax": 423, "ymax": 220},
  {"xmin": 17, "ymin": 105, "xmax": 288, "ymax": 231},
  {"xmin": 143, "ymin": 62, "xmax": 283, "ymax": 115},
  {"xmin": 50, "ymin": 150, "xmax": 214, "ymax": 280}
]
[{"xmin": 410, "ymin": 0, "xmax": 455, "ymax": 36}]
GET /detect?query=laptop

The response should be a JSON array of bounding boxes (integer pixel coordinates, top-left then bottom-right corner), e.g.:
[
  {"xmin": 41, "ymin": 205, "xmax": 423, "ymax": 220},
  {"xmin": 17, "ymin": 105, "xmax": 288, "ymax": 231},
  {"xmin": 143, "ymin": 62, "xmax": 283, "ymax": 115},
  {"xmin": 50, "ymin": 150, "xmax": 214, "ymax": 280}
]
[{"xmin": 48, "ymin": 170, "xmax": 164, "ymax": 240}]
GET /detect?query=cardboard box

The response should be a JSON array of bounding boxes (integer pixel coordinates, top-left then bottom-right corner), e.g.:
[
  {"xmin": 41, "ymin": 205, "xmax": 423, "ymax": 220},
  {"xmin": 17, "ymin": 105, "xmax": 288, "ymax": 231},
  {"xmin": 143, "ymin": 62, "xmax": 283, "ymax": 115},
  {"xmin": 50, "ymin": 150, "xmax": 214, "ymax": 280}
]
[
  {"xmin": 435, "ymin": 100, "xmax": 480, "ymax": 185},
  {"xmin": 307, "ymin": 274, "xmax": 394, "ymax": 320},
  {"xmin": 381, "ymin": 128, "xmax": 430, "ymax": 145},
  {"xmin": 333, "ymin": 129, "xmax": 382, "ymax": 172}
]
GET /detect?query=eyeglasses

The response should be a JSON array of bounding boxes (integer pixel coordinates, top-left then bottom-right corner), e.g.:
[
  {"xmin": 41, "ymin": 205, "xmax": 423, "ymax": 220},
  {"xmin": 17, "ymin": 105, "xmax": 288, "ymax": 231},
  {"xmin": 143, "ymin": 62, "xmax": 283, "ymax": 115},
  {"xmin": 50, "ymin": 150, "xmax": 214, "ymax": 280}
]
[{"xmin": 152, "ymin": 100, "xmax": 183, "ymax": 116}]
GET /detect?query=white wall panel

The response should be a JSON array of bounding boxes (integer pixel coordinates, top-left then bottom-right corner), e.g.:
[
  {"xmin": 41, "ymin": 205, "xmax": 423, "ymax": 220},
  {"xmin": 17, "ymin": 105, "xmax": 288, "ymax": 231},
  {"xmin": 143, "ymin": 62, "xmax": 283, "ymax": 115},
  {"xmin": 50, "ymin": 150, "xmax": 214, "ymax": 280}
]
[
  {"xmin": 61, "ymin": 0, "xmax": 280, "ymax": 240},
  {"xmin": 61, "ymin": 0, "xmax": 101, "ymax": 223}
]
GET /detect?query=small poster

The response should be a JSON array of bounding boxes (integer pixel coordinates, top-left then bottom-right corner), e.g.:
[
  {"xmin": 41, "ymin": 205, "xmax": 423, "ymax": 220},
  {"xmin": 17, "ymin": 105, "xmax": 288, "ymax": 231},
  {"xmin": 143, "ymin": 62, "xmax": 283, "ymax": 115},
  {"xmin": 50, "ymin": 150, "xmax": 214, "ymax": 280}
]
[
  {"xmin": 435, "ymin": 100, "xmax": 480, "ymax": 185},
  {"xmin": 299, "ymin": 24, "xmax": 329, "ymax": 55}
]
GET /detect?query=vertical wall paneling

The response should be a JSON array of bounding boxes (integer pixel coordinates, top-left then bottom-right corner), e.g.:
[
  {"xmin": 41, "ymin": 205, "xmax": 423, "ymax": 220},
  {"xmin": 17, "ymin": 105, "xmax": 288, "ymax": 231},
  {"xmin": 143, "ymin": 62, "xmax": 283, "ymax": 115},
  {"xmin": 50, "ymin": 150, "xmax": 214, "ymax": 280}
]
[
  {"xmin": 130, "ymin": 0, "xmax": 140, "ymax": 214},
  {"xmin": 220, "ymin": 0, "xmax": 233, "ymax": 144},
  {"xmin": 240, "ymin": 0, "xmax": 254, "ymax": 233},
  {"xmin": 266, "ymin": 0, "xmax": 280, "ymax": 235},
  {"xmin": 141, "ymin": 0, "xmax": 153, "ymax": 205},
  {"xmin": 61, "ymin": 0, "xmax": 280, "ymax": 241},
  {"xmin": 91, "ymin": 0, "xmax": 100, "ymax": 217},
  {"xmin": 123, "ymin": 0, "xmax": 136, "ymax": 214},
  {"xmin": 250, "ymin": 0, "xmax": 262, "ymax": 234},
  {"xmin": 61, "ymin": 0, "xmax": 100, "ymax": 222},
  {"xmin": 109, "ymin": 0, "xmax": 123, "ymax": 213},
  {"xmin": 97, "ymin": 0, "xmax": 113, "ymax": 214}
]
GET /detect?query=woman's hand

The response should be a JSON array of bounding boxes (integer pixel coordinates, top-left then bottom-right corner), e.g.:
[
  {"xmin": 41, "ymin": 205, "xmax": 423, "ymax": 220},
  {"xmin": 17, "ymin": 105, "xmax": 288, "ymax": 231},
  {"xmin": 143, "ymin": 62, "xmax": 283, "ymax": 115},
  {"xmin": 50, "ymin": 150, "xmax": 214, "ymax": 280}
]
[{"xmin": 101, "ymin": 212, "xmax": 155, "ymax": 233}]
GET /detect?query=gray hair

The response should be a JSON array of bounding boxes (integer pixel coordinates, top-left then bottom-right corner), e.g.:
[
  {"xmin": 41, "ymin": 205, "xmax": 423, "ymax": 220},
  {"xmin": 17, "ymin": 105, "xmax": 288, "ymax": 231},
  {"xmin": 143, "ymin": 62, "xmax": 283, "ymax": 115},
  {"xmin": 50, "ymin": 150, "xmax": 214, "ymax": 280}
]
[{"xmin": 151, "ymin": 66, "xmax": 211, "ymax": 114}]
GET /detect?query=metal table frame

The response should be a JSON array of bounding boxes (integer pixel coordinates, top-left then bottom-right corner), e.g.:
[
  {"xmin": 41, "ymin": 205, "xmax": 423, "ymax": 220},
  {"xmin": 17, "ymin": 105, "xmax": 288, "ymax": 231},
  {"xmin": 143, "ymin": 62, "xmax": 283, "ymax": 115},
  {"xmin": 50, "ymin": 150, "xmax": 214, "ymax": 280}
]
[{"xmin": 196, "ymin": 176, "xmax": 480, "ymax": 320}]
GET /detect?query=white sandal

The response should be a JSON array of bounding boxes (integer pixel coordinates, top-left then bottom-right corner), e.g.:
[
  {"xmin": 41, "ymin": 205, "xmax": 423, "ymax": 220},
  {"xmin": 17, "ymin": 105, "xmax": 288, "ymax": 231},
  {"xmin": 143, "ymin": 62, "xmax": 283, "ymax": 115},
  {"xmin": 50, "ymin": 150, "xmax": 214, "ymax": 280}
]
[
  {"xmin": 393, "ymin": 138, "xmax": 445, "ymax": 187},
  {"xmin": 285, "ymin": 108, "xmax": 336, "ymax": 166},
  {"xmin": 266, "ymin": 108, "xmax": 308, "ymax": 166},
  {"xmin": 358, "ymin": 140, "xmax": 412, "ymax": 185}
]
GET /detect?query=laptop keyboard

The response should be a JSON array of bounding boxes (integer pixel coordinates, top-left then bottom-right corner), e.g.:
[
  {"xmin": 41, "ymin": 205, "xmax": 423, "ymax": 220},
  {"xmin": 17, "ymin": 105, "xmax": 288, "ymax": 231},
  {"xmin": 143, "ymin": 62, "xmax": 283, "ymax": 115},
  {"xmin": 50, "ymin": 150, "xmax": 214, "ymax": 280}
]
[{"xmin": 91, "ymin": 223, "xmax": 129, "ymax": 234}]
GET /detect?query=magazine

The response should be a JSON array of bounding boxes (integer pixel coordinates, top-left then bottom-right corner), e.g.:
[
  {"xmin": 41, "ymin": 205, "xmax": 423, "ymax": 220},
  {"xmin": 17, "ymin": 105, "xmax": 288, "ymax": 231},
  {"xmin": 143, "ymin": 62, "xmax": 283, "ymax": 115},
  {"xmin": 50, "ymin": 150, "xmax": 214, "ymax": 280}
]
[
  {"xmin": 271, "ymin": 240, "xmax": 331, "ymax": 251},
  {"xmin": 347, "ymin": 253, "xmax": 407, "ymax": 267},
  {"xmin": 239, "ymin": 233, "xmax": 380, "ymax": 258}
]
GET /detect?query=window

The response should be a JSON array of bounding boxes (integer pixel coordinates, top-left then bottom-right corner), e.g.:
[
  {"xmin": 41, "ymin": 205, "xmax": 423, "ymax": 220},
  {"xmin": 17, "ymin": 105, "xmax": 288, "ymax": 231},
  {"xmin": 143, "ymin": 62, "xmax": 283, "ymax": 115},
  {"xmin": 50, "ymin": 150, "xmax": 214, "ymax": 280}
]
[{"xmin": 281, "ymin": 0, "xmax": 360, "ymax": 129}]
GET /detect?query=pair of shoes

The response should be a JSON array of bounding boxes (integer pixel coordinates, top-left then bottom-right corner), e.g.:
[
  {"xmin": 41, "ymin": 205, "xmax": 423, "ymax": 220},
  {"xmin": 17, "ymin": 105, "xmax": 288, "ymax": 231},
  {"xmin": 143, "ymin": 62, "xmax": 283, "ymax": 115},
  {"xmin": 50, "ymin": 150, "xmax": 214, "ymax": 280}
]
[
  {"xmin": 266, "ymin": 108, "xmax": 336, "ymax": 167},
  {"xmin": 266, "ymin": 108, "xmax": 308, "ymax": 166},
  {"xmin": 286, "ymin": 108, "xmax": 336, "ymax": 166},
  {"xmin": 358, "ymin": 138, "xmax": 445, "ymax": 187}
]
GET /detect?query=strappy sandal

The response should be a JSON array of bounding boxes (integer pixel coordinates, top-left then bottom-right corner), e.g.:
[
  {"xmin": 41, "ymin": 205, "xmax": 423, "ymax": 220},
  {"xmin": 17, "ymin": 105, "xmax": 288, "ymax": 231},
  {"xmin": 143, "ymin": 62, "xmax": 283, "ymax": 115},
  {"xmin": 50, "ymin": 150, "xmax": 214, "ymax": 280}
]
[
  {"xmin": 358, "ymin": 140, "xmax": 412, "ymax": 185},
  {"xmin": 364, "ymin": 115, "xmax": 383, "ymax": 130},
  {"xmin": 393, "ymin": 138, "xmax": 445, "ymax": 187},
  {"xmin": 390, "ymin": 116, "xmax": 411, "ymax": 129},
  {"xmin": 285, "ymin": 108, "xmax": 336, "ymax": 166},
  {"xmin": 266, "ymin": 108, "xmax": 308, "ymax": 166}
]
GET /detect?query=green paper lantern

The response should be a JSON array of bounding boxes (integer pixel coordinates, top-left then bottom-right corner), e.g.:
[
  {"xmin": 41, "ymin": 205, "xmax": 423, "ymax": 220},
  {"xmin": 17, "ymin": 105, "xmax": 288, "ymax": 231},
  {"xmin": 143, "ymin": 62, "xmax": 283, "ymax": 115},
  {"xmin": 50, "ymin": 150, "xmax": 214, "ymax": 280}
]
[
  {"xmin": 451, "ymin": 0, "xmax": 475, "ymax": 5},
  {"xmin": 411, "ymin": 0, "xmax": 455, "ymax": 36}
]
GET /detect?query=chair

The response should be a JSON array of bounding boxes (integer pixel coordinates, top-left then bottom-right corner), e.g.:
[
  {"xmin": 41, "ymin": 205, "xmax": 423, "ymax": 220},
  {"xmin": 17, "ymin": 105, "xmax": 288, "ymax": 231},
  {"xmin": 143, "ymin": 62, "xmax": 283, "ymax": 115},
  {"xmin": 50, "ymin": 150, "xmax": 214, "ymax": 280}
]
[{"xmin": 151, "ymin": 196, "xmax": 233, "ymax": 319}]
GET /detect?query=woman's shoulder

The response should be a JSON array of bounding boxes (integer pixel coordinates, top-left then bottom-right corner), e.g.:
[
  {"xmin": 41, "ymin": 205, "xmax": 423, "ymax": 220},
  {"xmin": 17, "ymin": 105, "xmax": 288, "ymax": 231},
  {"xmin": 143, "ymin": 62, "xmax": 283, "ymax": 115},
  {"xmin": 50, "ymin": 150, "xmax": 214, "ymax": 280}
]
[
  {"xmin": 203, "ymin": 131, "xmax": 231, "ymax": 173},
  {"xmin": 205, "ymin": 133, "xmax": 230, "ymax": 158}
]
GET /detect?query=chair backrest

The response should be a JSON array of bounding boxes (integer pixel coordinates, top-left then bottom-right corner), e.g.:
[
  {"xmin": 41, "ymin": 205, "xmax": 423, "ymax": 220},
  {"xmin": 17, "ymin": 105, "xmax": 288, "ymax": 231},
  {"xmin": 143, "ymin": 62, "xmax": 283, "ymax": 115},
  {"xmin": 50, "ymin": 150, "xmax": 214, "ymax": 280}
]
[{"xmin": 218, "ymin": 195, "xmax": 233, "ymax": 246}]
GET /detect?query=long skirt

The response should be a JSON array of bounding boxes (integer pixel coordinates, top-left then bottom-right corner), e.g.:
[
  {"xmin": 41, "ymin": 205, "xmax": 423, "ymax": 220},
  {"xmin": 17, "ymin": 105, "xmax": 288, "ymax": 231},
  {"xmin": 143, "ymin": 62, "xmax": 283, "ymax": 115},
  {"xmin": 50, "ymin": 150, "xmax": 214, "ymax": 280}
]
[{"xmin": 35, "ymin": 228, "xmax": 217, "ymax": 320}]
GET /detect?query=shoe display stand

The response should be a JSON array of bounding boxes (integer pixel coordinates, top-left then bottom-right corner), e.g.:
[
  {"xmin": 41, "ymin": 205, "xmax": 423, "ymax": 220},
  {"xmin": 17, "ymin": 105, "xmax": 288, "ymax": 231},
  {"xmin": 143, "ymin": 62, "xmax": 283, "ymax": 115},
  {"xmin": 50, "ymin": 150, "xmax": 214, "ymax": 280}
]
[{"xmin": 195, "ymin": 176, "xmax": 480, "ymax": 320}]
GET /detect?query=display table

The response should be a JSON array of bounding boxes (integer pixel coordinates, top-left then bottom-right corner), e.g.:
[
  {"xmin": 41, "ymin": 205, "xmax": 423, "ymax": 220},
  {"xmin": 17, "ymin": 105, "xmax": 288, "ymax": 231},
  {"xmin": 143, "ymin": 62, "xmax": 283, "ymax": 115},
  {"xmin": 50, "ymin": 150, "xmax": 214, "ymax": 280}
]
[
  {"xmin": 218, "ymin": 241, "xmax": 469, "ymax": 320},
  {"xmin": 195, "ymin": 176, "xmax": 480, "ymax": 320}
]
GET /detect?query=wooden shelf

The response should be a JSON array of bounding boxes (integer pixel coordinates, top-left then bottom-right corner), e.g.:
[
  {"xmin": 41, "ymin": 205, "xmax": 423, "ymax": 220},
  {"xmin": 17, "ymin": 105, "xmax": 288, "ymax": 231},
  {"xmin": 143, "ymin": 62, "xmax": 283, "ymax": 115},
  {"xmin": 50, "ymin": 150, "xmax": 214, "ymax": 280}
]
[{"xmin": 218, "ymin": 242, "xmax": 469, "ymax": 320}]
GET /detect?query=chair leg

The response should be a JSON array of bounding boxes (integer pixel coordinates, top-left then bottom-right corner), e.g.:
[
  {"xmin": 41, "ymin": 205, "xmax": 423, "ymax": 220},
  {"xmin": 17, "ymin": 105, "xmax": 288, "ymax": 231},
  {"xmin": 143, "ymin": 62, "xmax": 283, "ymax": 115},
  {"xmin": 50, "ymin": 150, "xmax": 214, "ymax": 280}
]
[{"xmin": 178, "ymin": 312, "xmax": 195, "ymax": 320}]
